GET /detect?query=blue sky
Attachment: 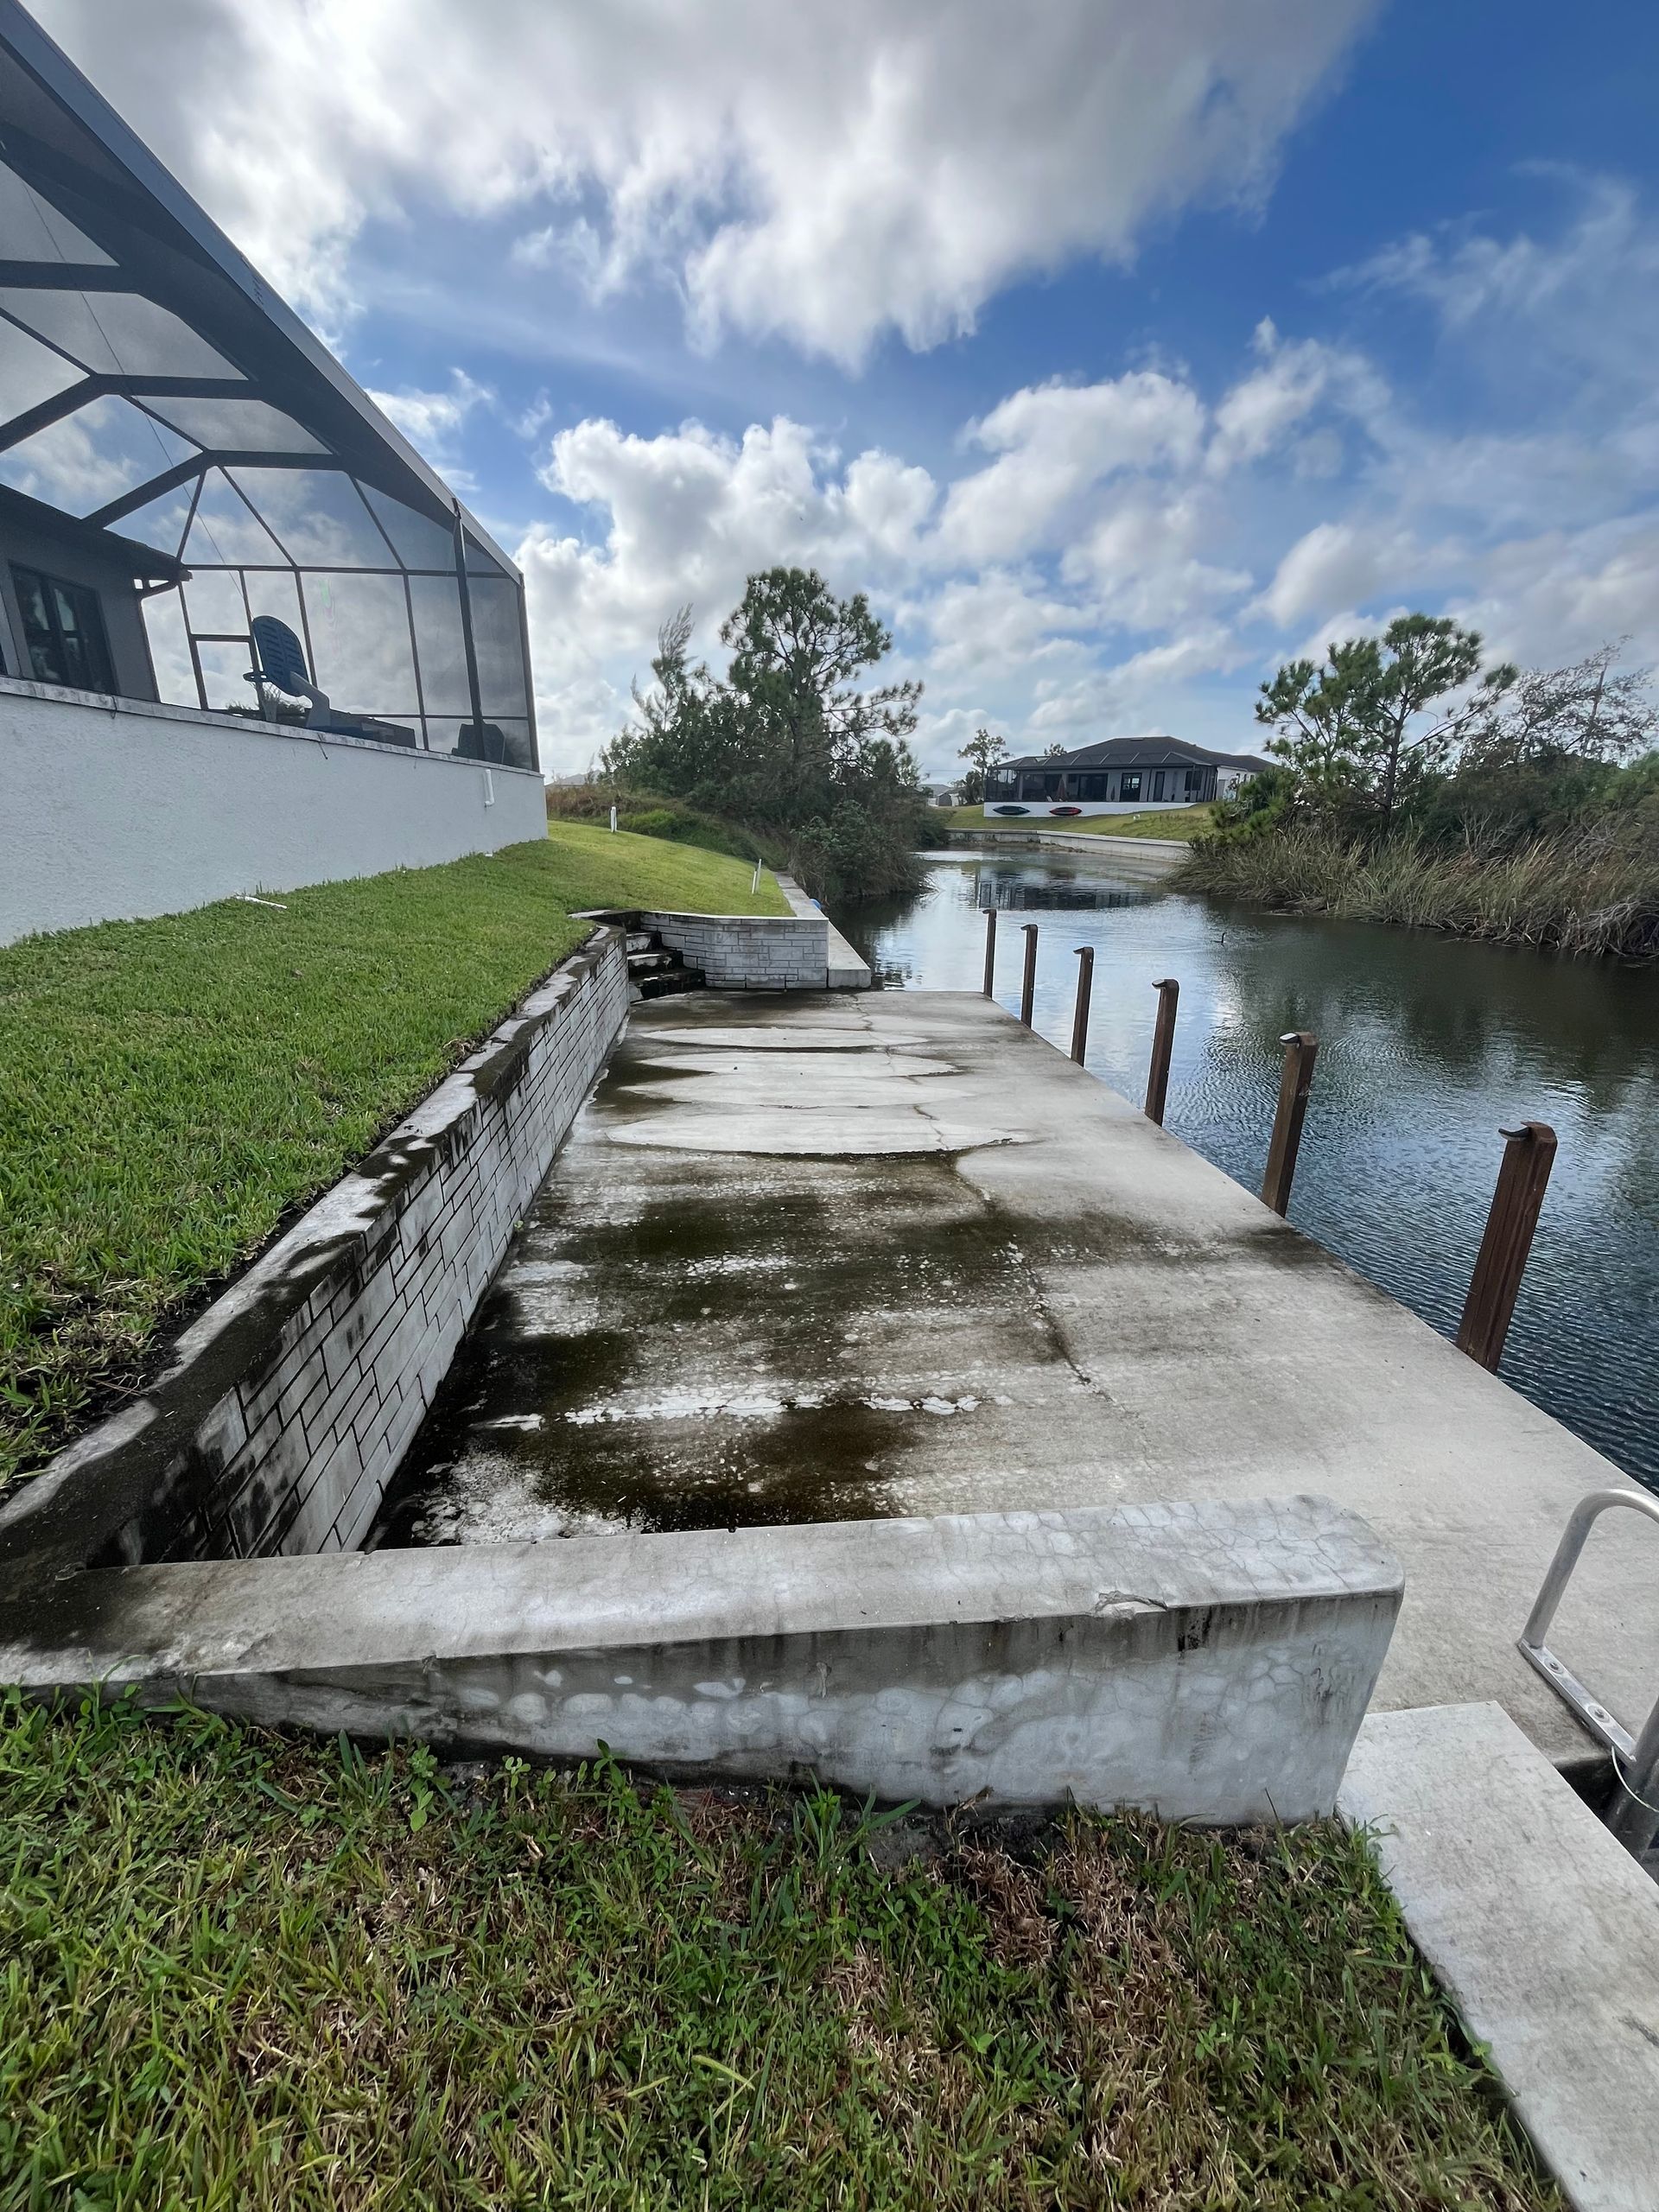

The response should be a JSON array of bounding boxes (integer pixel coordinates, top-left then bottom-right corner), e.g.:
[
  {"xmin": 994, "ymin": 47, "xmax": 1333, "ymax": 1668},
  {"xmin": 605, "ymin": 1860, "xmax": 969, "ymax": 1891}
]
[{"xmin": 36, "ymin": 0, "xmax": 1659, "ymax": 776}]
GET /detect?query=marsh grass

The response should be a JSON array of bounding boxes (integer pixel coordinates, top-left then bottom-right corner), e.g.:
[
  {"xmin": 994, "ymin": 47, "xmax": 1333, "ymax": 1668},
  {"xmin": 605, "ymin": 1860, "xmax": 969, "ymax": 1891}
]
[
  {"xmin": 0, "ymin": 829, "xmax": 787, "ymax": 1494},
  {"xmin": 1179, "ymin": 823, "xmax": 1659, "ymax": 958},
  {"xmin": 0, "ymin": 1694, "xmax": 1559, "ymax": 2211}
]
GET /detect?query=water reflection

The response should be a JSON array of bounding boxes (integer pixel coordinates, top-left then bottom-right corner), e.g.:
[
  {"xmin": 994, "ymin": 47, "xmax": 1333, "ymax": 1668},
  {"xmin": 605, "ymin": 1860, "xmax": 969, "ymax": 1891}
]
[{"xmin": 837, "ymin": 853, "xmax": 1659, "ymax": 1488}]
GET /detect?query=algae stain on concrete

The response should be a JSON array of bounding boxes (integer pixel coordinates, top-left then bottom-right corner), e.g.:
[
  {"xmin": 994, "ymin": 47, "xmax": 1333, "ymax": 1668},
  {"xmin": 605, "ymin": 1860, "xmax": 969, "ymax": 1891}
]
[{"xmin": 371, "ymin": 1143, "xmax": 1060, "ymax": 1547}]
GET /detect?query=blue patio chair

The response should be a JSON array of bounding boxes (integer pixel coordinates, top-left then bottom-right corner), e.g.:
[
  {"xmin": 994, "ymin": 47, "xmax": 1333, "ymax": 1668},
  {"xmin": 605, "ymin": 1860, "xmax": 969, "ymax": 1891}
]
[{"xmin": 245, "ymin": 615, "xmax": 334, "ymax": 727}]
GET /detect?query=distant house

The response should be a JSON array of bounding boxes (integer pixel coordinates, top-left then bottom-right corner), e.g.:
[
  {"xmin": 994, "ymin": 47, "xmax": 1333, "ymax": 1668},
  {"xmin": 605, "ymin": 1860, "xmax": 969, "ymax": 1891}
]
[
  {"xmin": 920, "ymin": 778, "xmax": 963, "ymax": 807},
  {"xmin": 983, "ymin": 735, "xmax": 1271, "ymax": 817}
]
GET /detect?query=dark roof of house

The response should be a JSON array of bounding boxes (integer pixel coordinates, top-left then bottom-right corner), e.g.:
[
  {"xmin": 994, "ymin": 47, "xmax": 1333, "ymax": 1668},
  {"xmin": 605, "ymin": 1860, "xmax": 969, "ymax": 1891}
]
[{"xmin": 998, "ymin": 735, "xmax": 1272, "ymax": 774}]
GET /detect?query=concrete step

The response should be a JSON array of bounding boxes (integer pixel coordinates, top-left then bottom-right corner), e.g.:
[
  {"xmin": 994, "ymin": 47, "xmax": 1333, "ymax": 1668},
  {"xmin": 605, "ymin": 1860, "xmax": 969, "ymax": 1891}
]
[
  {"xmin": 1338, "ymin": 1701, "xmax": 1659, "ymax": 2212},
  {"xmin": 626, "ymin": 950, "xmax": 679, "ymax": 976},
  {"xmin": 625, "ymin": 931, "xmax": 658, "ymax": 955},
  {"xmin": 635, "ymin": 967, "xmax": 706, "ymax": 1000}
]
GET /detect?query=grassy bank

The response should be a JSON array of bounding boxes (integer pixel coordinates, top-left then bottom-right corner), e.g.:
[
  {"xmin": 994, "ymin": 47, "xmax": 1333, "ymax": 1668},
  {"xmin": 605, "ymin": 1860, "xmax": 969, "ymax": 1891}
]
[
  {"xmin": 0, "ymin": 828, "xmax": 786, "ymax": 1494},
  {"xmin": 938, "ymin": 804, "xmax": 1214, "ymax": 840},
  {"xmin": 1178, "ymin": 823, "xmax": 1659, "ymax": 958},
  {"xmin": 0, "ymin": 1694, "xmax": 1556, "ymax": 2210}
]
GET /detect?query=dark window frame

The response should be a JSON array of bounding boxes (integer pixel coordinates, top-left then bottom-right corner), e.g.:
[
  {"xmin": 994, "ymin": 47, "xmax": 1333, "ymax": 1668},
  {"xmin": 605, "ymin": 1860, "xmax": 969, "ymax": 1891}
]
[
  {"xmin": 10, "ymin": 562, "xmax": 116, "ymax": 693},
  {"xmin": 1119, "ymin": 771, "xmax": 1143, "ymax": 802}
]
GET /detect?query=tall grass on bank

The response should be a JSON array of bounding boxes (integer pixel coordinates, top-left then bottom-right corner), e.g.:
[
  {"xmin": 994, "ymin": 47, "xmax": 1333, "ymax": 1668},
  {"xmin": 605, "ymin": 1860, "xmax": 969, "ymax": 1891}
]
[
  {"xmin": 1179, "ymin": 823, "xmax": 1659, "ymax": 959},
  {"xmin": 0, "ymin": 831, "xmax": 786, "ymax": 1496},
  {"xmin": 0, "ymin": 1694, "xmax": 1559, "ymax": 2210}
]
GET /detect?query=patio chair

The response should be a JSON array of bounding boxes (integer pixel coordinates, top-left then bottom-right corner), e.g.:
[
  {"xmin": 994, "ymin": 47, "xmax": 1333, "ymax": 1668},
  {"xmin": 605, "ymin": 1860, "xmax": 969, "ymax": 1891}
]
[{"xmin": 245, "ymin": 615, "xmax": 336, "ymax": 728}]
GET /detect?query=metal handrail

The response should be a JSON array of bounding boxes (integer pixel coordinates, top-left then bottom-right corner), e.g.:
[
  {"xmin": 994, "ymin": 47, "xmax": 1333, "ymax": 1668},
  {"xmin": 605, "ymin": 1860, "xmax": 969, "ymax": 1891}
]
[{"xmin": 1519, "ymin": 1487, "xmax": 1659, "ymax": 1857}]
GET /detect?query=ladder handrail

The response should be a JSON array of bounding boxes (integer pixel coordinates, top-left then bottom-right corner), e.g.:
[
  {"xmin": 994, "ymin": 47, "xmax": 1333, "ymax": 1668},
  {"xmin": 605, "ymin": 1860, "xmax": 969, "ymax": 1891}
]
[{"xmin": 1518, "ymin": 1486, "xmax": 1659, "ymax": 1859}]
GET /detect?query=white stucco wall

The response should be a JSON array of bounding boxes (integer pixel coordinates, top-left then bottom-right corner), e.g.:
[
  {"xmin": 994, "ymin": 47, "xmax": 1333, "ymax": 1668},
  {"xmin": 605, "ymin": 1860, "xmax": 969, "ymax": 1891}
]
[{"xmin": 0, "ymin": 675, "xmax": 548, "ymax": 944}]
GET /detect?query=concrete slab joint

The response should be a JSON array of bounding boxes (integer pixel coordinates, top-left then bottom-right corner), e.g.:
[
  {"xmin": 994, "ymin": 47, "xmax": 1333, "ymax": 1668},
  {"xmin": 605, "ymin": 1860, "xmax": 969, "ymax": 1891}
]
[
  {"xmin": 0, "ymin": 1492, "xmax": 1402, "ymax": 1821},
  {"xmin": 0, "ymin": 927, "xmax": 631, "ymax": 1571}
]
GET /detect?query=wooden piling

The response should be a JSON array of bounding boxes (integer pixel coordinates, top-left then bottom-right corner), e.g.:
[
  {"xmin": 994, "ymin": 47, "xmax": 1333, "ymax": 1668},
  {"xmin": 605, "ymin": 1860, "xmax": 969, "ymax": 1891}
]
[
  {"xmin": 1070, "ymin": 946, "xmax": 1094, "ymax": 1064},
  {"xmin": 1145, "ymin": 978, "xmax": 1179, "ymax": 1124},
  {"xmin": 1456, "ymin": 1122, "xmax": 1557, "ymax": 1372},
  {"xmin": 982, "ymin": 906, "xmax": 997, "ymax": 996},
  {"xmin": 1261, "ymin": 1031, "xmax": 1319, "ymax": 1217},
  {"xmin": 1019, "ymin": 924, "xmax": 1039, "ymax": 1027}
]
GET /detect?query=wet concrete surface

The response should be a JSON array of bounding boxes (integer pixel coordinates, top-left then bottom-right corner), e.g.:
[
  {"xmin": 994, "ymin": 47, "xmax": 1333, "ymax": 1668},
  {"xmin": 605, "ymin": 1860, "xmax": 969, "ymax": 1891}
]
[{"xmin": 372, "ymin": 988, "xmax": 1659, "ymax": 1761}]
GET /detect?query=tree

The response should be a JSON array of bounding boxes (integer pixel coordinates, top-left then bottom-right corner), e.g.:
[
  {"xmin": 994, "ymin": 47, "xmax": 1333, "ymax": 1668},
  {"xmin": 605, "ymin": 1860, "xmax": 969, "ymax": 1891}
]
[
  {"xmin": 1256, "ymin": 614, "xmax": 1515, "ymax": 831},
  {"xmin": 957, "ymin": 725, "xmax": 1007, "ymax": 804},
  {"xmin": 719, "ymin": 567, "xmax": 921, "ymax": 818},
  {"xmin": 1459, "ymin": 640, "xmax": 1656, "ymax": 772},
  {"xmin": 605, "ymin": 568, "xmax": 930, "ymax": 901}
]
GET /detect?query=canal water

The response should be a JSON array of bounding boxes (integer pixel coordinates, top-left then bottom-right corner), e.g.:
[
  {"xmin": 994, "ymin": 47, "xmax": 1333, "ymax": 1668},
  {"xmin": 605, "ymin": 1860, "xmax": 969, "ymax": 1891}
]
[{"xmin": 836, "ymin": 849, "xmax": 1659, "ymax": 1491}]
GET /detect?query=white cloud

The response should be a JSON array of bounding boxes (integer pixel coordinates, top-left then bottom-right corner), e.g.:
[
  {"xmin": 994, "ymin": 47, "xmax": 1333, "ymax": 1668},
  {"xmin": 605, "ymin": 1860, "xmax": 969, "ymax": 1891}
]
[
  {"xmin": 1331, "ymin": 170, "xmax": 1659, "ymax": 403},
  {"xmin": 939, "ymin": 372, "xmax": 1205, "ymax": 565},
  {"xmin": 1205, "ymin": 318, "xmax": 1387, "ymax": 475},
  {"xmin": 35, "ymin": 0, "xmax": 1379, "ymax": 361},
  {"xmin": 1255, "ymin": 519, "xmax": 1424, "ymax": 630},
  {"xmin": 365, "ymin": 371, "xmax": 490, "ymax": 480}
]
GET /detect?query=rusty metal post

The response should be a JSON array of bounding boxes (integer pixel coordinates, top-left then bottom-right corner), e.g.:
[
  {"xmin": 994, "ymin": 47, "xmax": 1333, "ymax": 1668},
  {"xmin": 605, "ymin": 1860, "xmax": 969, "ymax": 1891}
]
[
  {"xmin": 1261, "ymin": 1030, "xmax": 1319, "ymax": 1217},
  {"xmin": 1019, "ymin": 923, "xmax": 1039, "ymax": 1026},
  {"xmin": 1456, "ymin": 1122, "xmax": 1557, "ymax": 1372},
  {"xmin": 982, "ymin": 906, "xmax": 997, "ymax": 996},
  {"xmin": 1070, "ymin": 946, "xmax": 1094, "ymax": 1064},
  {"xmin": 1144, "ymin": 977, "xmax": 1179, "ymax": 1124}
]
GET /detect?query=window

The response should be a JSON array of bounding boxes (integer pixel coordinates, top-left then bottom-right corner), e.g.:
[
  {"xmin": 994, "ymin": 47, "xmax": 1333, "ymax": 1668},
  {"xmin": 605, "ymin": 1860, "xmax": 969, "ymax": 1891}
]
[
  {"xmin": 1185, "ymin": 767, "xmax": 1206, "ymax": 798},
  {"xmin": 11, "ymin": 565, "xmax": 115, "ymax": 692},
  {"xmin": 1119, "ymin": 771, "xmax": 1142, "ymax": 801},
  {"xmin": 1152, "ymin": 770, "xmax": 1166, "ymax": 800},
  {"xmin": 1077, "ymin": 773, "xmax": 1109, "ymax": 800}
]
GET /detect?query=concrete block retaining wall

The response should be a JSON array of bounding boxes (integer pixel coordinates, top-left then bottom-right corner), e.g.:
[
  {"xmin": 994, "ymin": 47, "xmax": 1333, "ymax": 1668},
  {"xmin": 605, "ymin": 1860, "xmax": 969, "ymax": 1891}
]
[
  {"xmin": 0, "ymin": 1494, "xmax": 1402, "ymax": 1819},
  {"xmin": 0, "ymin": 929, "xmax": 629, "ymax": 1572},
  {"xmin": 582, "ymin": 902, "xmax": 872, "ymax": 990}
]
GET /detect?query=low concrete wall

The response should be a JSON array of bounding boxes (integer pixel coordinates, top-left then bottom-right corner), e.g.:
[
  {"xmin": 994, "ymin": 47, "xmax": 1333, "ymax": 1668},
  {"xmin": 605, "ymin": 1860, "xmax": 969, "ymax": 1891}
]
[
  {"xmin": 0, "ymin": 1494, "xmax": 1402, "ymax": 1819},
  {"xmin": 952, "ymin": 828, "xmax": 1188, "ymax": 874},
  {"xmin": 582, "ymin": 901, "xmax": 871, "ymax": 990},
  {"xmin": 0, "ymin": 675, "xmax": 547, "ymax": 944},
  {"xmin": 773, "ymin": 872, "xmax": 874, "ymax": 988},
  {"xmin": 0, "ymin": 930, "xmax": 629, "ymax": 1570}
]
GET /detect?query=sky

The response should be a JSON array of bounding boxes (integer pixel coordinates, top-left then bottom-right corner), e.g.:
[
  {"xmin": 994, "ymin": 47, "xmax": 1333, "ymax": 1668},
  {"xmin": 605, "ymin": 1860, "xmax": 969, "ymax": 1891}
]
[{"xmin": 29, "ymin": 0, "xmax": 1659, "ymax": 779}]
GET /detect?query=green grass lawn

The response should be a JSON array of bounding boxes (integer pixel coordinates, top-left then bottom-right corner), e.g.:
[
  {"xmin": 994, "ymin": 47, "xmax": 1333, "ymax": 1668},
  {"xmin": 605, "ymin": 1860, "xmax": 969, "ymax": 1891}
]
[
  {"xmin": 0, "ymin": 1695, "xmax": 1556, "ymax": 2212},
  {"xmin": 937, "ymin": 804, "xmax": 1216, "ymax": 840},
  {"xmin": 0, "ymin": 827, "xmax": 787, "ymax": 1495}
]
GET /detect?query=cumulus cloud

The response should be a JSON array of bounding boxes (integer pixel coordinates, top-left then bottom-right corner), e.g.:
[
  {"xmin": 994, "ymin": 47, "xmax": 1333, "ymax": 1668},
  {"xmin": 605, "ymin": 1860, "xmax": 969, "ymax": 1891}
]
[
  {"xmin": 35, "ymin": 0, "xmax": 1378, "ymax": 360},
  {"xmin": 939, "ymin": 373, "xmax": 1205, "ymax": 566},
  {"xmin": 1255, "ymin": 520, "xmax": 1424, "ymax": 630},
  {"xmin": 507, "ymin": 226, "xmax": 1659, "ymax": 774}
]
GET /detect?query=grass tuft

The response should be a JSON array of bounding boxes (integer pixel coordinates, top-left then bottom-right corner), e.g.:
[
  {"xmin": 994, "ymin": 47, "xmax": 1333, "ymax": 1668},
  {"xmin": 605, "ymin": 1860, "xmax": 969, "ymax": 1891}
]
[
  {"xmin": 0, "ymin": 1695, "xmax": 1560, "ymax": 2210},
  {"xmin": 0, "ymin": 827, "xmax": 787, "ymax": 1494}
]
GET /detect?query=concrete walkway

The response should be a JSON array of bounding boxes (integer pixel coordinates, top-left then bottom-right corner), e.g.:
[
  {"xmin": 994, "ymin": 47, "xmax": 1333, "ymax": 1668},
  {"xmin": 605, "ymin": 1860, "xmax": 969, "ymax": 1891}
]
[
  {"xmin": 376, "ymin": 988, "xmax": 1659, "ymax": 1765},
  {"xmin": 1341, "ymin": 1703, "xmax": 1659, "ymax": 2211}
]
